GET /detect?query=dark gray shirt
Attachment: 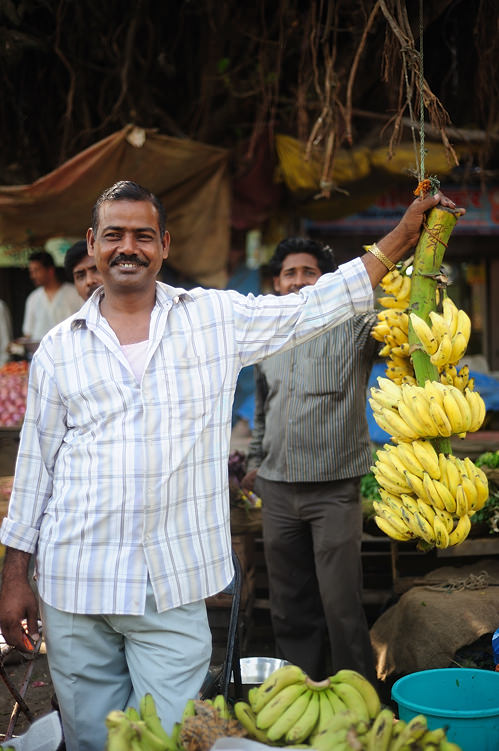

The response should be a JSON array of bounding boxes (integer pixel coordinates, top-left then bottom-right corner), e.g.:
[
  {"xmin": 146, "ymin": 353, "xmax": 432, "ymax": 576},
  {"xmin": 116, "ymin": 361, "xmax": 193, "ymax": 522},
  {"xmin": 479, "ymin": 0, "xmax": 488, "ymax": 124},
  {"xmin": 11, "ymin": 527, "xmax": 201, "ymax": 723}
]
[{"xmin": 247, "ymin": 312, "xmax": 379, "ymax": 482}]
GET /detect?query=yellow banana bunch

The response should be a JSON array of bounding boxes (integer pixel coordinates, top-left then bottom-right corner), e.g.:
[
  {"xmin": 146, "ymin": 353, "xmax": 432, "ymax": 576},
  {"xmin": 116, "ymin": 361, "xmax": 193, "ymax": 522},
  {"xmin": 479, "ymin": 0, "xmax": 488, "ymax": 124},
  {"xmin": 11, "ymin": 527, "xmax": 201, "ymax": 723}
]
[
  {"xmin": 409, "ymin": 299, "xmax": 471, "ymax": 368},
  {"xmin": 376, "ymin": 266, "xmax": 412, "ymax": 310},
  {"xmin": 370, "ymin": 379, "xmax": 486, "ymax": 442},
  {"xmin": 372, "ymin": 442, "xmax": 488, "ymax": 549}
]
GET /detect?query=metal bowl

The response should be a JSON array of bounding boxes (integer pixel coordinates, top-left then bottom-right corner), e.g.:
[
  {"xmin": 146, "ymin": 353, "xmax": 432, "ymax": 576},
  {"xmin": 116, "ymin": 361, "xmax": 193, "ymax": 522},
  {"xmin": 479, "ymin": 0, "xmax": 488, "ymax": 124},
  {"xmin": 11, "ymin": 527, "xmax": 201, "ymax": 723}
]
[{"xmin": 239, "ymin": 657, "xmax": 291, "ymax": 685}]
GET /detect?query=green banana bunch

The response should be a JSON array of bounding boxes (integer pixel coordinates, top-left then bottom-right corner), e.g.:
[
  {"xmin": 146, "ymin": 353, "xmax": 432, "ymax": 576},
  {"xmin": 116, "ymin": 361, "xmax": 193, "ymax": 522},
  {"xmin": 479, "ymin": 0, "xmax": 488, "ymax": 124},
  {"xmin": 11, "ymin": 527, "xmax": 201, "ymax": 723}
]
[
  {"xmin": 308, "ymin": 710, "xmax": 369, "ymax": 751},
  {"xmin": 105, "ymin": 707, "xmax": 176, "ymax": 751}
]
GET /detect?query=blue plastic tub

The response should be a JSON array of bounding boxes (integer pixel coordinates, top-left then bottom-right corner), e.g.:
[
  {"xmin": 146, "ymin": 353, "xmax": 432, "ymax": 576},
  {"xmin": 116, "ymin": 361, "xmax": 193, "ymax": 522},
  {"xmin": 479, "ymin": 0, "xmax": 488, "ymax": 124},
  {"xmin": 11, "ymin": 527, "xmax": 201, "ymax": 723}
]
[{"xmin": 392, "ymin": 668, "xmax": 499, "ymax": 751}]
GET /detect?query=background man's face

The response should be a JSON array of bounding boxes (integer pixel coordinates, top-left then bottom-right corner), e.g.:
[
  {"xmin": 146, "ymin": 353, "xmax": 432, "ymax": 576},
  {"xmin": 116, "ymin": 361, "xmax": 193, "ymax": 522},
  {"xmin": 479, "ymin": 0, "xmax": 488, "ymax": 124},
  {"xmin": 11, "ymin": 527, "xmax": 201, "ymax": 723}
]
[
  {"xmin": 273, "ymin": 252, "xmax": 322, "ymax": 295},
  {"xmin": 72, "ymin": 255, "xmax": 103, "ymax": 299},
  {"xmin": 28, "ymin": 261, "xmax": 51, "ymax": 288}
]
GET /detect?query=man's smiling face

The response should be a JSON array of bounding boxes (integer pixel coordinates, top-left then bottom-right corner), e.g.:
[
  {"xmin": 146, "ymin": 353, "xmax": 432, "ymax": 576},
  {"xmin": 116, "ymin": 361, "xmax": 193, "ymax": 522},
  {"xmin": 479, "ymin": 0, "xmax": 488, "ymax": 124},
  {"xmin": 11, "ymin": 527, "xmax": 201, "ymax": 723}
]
[{"xmin": 86, "ymin": 199, "xmax": 170, "ymax": 294}]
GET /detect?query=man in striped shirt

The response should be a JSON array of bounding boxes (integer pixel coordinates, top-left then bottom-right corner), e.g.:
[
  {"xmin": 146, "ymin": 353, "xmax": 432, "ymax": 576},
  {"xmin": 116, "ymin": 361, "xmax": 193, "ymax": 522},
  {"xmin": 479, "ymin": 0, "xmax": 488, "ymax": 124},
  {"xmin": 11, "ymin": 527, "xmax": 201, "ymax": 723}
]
[
  {"xmin": 243, "ymin": 238, "xmax": 380, "ymax": 685},
  {"xmin": 0, "ymin": 181, "xmax": 459, "ymax": 750}
]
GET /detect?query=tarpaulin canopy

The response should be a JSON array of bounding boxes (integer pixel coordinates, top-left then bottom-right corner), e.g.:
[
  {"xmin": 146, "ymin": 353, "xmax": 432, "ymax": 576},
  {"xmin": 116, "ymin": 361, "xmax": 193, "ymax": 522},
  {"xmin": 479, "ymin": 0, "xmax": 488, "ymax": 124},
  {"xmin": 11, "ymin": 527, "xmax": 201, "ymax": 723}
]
[{"xmin": 0, "ymin": 125, "xmax": 231, "ymax": 288}]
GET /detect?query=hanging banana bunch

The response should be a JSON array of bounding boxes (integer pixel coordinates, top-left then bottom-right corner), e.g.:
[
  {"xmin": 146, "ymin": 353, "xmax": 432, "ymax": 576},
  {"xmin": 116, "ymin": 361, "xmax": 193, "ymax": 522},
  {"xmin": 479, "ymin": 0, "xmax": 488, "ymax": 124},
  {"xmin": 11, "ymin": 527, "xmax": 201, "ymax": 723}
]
[{"xmin": 369, "ymin": 188, "xmax": 489, "ymax": 550}]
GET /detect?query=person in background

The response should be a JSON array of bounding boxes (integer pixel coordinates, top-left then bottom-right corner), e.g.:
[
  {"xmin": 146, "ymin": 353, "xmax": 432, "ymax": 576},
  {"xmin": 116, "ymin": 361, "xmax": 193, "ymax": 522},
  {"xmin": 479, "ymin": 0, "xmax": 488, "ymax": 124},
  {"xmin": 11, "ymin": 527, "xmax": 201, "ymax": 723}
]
[
  {"xmin": 22, "ymin": 250, "xmax": 81, "ymax": 341},
  {"xmin": 242, "ymin": 237, "xmax": 382, "ymax": 685},
  {"xmin": 0, "ymin": 299, "xmax": 13, "ymax": 367},
  {"xmin": 64, "ymin": 240, "xmax": 103, "ymax": 300},
  {"xmin": 0, "ymin": 181, "xmax": 459, "ymax": 750}
]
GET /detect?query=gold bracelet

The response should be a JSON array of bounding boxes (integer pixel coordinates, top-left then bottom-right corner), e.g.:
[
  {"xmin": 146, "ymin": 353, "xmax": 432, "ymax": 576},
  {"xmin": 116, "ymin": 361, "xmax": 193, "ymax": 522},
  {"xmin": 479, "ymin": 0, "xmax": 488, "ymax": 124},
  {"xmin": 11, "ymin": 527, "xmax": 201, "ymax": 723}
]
[{"xmin": 364, "ymin": 243, "xmax": 396, "ymax": 272}]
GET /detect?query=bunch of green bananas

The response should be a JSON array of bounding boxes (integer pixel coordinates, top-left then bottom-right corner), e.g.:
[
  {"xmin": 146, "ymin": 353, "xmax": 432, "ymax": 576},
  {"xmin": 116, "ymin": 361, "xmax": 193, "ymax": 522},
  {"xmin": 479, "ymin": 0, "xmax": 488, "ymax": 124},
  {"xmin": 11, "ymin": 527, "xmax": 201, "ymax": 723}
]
[
  {"xmin": 370, "ymin": 438, "xmax": 488, "ymax": 548},
  {"xmin": 410, "ymin": 297, "xmax": 471, "ymax": 369},
  {"xmin": 369, "ymin": 377, "xmax": 486, "ymax": 441},
  {"xmin": 234, "ymin": 664, "xmax": 381, "ymax": 746},
  {"xmin": 358, "ymin": 708, "xmax": 462, "ymax": 751},
  {"xmin": 105, "ymin": 694, "xmax": 178, "ymax": 751}
]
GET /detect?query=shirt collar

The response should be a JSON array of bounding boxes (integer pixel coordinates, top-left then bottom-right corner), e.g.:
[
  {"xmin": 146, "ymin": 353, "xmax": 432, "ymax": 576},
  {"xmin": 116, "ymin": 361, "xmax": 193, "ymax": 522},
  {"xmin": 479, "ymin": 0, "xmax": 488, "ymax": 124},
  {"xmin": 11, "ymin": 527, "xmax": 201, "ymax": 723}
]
[{"xmin": 70, "ymin": 281, "xmax": 194, "ymax": 331}]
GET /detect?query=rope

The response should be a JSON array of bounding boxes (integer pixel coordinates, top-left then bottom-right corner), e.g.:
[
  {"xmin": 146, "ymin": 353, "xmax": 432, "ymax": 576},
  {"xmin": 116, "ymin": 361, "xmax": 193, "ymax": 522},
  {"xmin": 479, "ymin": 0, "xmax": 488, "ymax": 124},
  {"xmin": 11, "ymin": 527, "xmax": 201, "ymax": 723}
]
[
  {"xmin": 418, "ymin": 0, "xmax": 425, "ymax": 182},
  {"xmin": 427, "ymin": 571, "xmax": 491, "ymax": 593}
]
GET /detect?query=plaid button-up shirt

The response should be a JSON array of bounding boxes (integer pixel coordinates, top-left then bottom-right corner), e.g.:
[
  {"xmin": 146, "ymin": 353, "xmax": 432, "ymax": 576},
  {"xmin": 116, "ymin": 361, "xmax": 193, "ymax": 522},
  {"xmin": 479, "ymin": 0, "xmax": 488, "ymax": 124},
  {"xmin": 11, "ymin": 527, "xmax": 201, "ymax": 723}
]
[{"xmin": 1, "ymin": 259, "xmax": 372, "ymax": 614}]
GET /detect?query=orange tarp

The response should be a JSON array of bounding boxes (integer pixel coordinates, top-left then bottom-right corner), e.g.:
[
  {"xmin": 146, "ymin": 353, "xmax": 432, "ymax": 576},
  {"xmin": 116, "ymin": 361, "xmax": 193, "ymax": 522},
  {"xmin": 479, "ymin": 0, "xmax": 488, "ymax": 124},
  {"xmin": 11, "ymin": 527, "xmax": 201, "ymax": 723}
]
[{"xmin": 0, "ymin": 125, "xmax": 231, "ymax": 287}]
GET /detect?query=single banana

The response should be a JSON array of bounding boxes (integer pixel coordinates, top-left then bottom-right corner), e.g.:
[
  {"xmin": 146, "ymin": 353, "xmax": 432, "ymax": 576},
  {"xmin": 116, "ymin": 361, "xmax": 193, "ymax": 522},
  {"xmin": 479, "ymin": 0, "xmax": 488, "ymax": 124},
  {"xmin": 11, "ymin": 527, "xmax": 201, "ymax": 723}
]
[
  {"xmin": 448, "ymin": 514, "xmax": 471, "ymax": 546},
  {"xmin": 434, "ymin": 506, "xmax": 454, "ymax": 534},
  {"xmin": 460, "ymin": 474, "xmax": 479, "ymax": 512},
  {"xmin": 315, "ymin": 688, "xmax": 337, "ymax": 734},
  {"xmin": 233, "ymin": 702, "xmax": 277, "ymax": 745},
  {"xmin": 420, "ymin": 726, "xmax": 447, "ymax": 746},
  {"xmin": 378, "ymin": 295, "xmax": 408, "ymax": 309},
  {"xmin": 430, "ymin": 332, "xmax": 453, "ymax": 368},
  {"xmin": 421, "ymin": 472, "xmax": 446, "ymax": 511},
  {"xmin": 467, "ymin": 389, "xmax": 486, "ymax": 432},
  {"xmin": 377, "ymin": 407, "xmax": 419, "ymax": 441},
  {"xmin": 324, "ymin": 687, "xmax": 348, "ymax": 715},
  {"xmin": 213, "ymin": 693, "xmax": 232, "ymax": 721},
  {"xmin": 330, "ymin": 681, "xmax": 370, "ymax": 724},
  {"xmin": 256, "ymin": 681, "xmax": 308, "ymax": 729},
  {"xmin": 409, "ymin": 313, "xmax": 439, "ymax": 355},
  {"xmin": 404, "ymin": 471, "xmax": 431, "ymax": 504},
  {"xmin": 125, "ymin": 706, "xmax": 141, "ymax": 722},
  {"xmin": 366, "ymin": 707, "xmax": 394, "ymax": 751},
  {"xmin": 400, "ymin": 493, "xmax": 420, "ymax": 515},
  {"xmin": 455, "ymin": 308, "xmax": 472, "ymax": 343},
  {"xmin": 376, "ymin": 376, "xmax": 403, "ymax": 401},
  {"xmin": 449, "ymin": 386, "xmax": 472, "ymax": 429},
  {"xmin": 428, "ymin": 397, "xmax": 453, "ymax": 437},
  {"xmin": 329, "ymin": 670, "xmax": 381, "ymax": 720},
  {"xmin": 374, "ymin": 514, "xmax": 414, "ymax": 541},
  {"xmin": 375, "ymin": 453, "xmax": 412, "ymax": 488},
  {"xmin": 454, "ymin": 363, "xmax": 470, "ymax": 391},
  {"xmin": 181, "ymin": 699, "xmax": 196, "ymax": 722},
  {"xmin": 431, "ymin": 476, "xmax": 458, "ymax": 514},
  {"xmin": 266, "ymin": 689, "xmax": 312, "ymax": 742},
  {"xmin": 455, "ymin": 484, "xmax": 469, "ymax": 517},
  {"xmin": 247, "ymin": 686, "xmax": 259, "ymax": 712},
  {"xmin": 413, "ymin": 509, "xmax": 437, "ymax": 545},
  {"xmin": 444, "ymin": 456, "xmax": 461, "ymax": 498},
  {"xmin": 442, "ymin": 296, "xmax": 459, "ymax": 338},
  {"xmin": 416, "ymin": 498, "xmax": 437, "ymax": 526},
  {"xmin": 132, "ymin": 720, "xmax": 172, "ymax": 751},
  {"xmin": 411, "ymin": 440, "xmax": 440, "ymax": 480},
  {"xmin": 433, "ymin": 514, "xmax": 450, "ymax": 549},
  {"xmin": 370, "ymin": 387, "xmax": 400, "ymax": 411},
  {"xmin": 428, "ymin": 310, "xmax": 448, "ymax": 343},
  {"xmin": 390, "ymin": 714, "xmax": 427, "ymax": 751},
  {"xmin": 139, "ymin": 694, "xmax": 172, "ymax": 747},
  {"xmin": 448, "ymin": 331, "xmax": 468, "ymax": 365},
  {"xmin": 424, "ymin": 379, "xmax": 446, "ymax": 408},
  {"xmin": 396, "ymin": 400, "xmax": 429, "ymax": 439},
  {"xmin": 373, "ymin": 503, "xmax": 413, "ymax": 538},
  {"xmin": 443, "ymin": 390, "xmax": 468, "ymax": 434},
  {"xmin": 252, "ymin": 663, "xmax": 307, "ymax": 713},
  {"xmin": 396, "ymin": 442, "xmax": 425, "ymax": 478},
  {"xmin": 285, "ymin": 690, "xmax": 320, "ymax": 744}
]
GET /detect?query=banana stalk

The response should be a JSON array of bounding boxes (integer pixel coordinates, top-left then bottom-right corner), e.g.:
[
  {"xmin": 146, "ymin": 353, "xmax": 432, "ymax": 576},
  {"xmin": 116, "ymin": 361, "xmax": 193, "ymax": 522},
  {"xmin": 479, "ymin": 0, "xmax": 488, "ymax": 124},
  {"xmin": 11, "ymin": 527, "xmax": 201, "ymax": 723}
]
[{"xmin": 408, "ymin": 204, "xmax": 463, "ymax": 455}]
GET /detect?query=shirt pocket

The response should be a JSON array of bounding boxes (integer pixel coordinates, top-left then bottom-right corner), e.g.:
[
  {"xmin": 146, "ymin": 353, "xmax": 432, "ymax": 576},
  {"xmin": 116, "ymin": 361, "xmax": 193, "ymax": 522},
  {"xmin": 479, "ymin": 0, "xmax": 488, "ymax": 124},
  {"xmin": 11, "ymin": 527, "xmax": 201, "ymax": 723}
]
[{"xmin": 303, "ymin": 358, "xmax": 343, "ymax": 396}]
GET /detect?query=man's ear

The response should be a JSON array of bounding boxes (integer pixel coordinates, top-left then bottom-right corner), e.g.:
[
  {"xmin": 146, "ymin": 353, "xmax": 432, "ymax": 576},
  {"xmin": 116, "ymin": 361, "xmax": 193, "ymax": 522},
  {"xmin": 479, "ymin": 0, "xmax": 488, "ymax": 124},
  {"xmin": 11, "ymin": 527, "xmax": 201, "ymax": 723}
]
[
  {"xmin": 273, "ymin": 275, "xmax": 281, "ymax": 294},
  {"xmin": 86, "ymin": 228, "xmax": 95, "ymax": 256}
]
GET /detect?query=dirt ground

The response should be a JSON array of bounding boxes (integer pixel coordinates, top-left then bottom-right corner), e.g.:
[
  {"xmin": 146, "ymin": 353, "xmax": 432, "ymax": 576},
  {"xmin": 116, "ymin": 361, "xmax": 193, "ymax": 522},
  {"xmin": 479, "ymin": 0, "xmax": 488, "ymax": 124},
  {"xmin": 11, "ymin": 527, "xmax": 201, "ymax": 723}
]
[{"xmin": 0, "ymin": 648, "xmax": 55, "ymax": 741}]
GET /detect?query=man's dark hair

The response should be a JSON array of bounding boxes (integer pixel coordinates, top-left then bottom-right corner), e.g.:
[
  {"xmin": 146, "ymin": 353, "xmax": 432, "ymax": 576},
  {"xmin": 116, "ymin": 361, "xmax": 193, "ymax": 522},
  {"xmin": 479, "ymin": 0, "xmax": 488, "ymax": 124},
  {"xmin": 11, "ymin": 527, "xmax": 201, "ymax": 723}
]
[
  {"xmin": 267, "ymin": 237, "xmax": 337, "ymax": 276},
  {"xmin": 91, "ymin": 181, "xmax": 167, "ymax": 237},
  {"xmin": 28, "ymin": 250, "xmax": 56, "ymax": 269},
  {"xmin": 64, "ymin": 240, "xmax": 88, "ymax": 280}
]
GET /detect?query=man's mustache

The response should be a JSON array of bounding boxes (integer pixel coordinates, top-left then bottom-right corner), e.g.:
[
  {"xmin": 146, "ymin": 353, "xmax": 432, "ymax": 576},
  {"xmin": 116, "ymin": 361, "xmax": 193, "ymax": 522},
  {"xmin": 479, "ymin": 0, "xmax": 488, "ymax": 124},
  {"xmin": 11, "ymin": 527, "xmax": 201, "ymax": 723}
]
[{"xmin": 110, "ymin": 254, "xmax": 149, "ymax": 267}]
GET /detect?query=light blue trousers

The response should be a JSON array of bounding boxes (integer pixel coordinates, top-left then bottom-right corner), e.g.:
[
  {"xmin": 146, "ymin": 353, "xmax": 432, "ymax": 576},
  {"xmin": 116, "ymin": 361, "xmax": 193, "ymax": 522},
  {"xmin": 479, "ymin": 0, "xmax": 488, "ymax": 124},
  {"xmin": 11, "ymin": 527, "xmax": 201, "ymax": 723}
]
[{"xmin": 40, "ymin": 582, "xmax": 211, "ymax": 751}]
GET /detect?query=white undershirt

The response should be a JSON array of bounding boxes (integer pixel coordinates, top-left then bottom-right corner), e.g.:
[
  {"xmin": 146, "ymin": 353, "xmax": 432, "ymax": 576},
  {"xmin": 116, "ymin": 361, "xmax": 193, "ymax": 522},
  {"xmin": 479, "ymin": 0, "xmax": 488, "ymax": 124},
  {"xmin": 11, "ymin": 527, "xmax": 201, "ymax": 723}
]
[{"xmin": 120, "ymin": 340, "xmax": 149, "ymax": 382}]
